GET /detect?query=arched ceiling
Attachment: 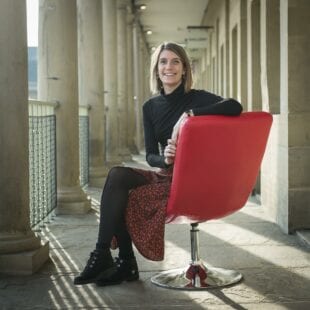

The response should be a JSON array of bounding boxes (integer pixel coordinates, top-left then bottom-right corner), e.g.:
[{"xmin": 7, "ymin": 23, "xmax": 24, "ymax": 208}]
[{"xmin": 133, "ymin": 0, "xmax": 210, "ymax": 58}]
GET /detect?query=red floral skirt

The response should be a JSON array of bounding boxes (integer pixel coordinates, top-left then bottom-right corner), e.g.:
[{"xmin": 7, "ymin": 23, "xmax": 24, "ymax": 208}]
[{"xmin": 112, "ymin": 167, "xmax": 173, "ymax": 261}]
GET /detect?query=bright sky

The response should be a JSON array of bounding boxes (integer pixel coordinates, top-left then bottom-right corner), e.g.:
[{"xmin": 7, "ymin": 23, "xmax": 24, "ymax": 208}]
[{"xmin": 26, "ymin": 0, "xmax": 38, "ymax": 46}]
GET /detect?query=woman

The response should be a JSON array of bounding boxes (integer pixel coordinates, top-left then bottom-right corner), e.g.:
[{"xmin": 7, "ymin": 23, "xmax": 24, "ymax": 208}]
[{"xmin": 74, "ymin": 42, "xmax": 242, "ymax": 286}]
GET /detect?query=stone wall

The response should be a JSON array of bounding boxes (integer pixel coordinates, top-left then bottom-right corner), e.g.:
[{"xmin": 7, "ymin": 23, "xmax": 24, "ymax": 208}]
[{"xmin": 200, "ymin": 0, "xmax": 310, "ymax": 233}]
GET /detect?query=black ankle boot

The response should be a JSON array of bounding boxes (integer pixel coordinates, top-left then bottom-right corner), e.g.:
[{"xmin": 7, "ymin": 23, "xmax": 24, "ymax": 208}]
[
  {"xmin": 74, "ymin": 249, "xmax": 116, "ymax": 285},
  {"xmin": 96, "ymin": 256, "xmax": 139, "ymax": 286}
]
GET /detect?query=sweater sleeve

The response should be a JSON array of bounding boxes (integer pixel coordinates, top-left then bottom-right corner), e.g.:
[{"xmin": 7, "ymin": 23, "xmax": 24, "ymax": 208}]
[
  {"xmin": 192, "ymin": 90, "xmax": 243, "ymax": 116},
  {"xmin": 143, "ymin": 102, "xmax": 168, "ymax": 168},
  {"xmin": 192, "ymin": 95, "xmax": 243, "ymax": 116}
]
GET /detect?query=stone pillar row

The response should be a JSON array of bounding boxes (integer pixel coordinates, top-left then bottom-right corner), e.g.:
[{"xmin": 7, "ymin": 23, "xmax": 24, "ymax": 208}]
[
  {"xmin": 83, "ymin": 0, "xmax": 145, "ymax": 172},
  {"xmin": 0, "ymin": 0, "xmax": 148, "ymax": 275}
]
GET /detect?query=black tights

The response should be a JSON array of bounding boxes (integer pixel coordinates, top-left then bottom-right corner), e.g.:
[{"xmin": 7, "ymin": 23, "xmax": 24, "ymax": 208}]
[{"xmin": 96, "ymin": 166, "xmax": 148, "ymax": 259}]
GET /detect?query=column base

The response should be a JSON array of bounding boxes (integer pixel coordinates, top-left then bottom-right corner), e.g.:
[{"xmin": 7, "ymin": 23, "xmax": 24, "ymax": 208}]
[
  {"xmin": 0, "ymin": 241, "xmax": 49, "ymax": 275},
  {"xmin": 89, "ymin": 176, "xmax": 106, "ymax": 188},
  {"xmin": 89, "ymin": 166, "xmax": 109, "ymax": 187},
  {"xmin": 122, "ymin": 149, "xmax": 132, "ymax": 161},
  {"xmin": 106, "ymin": 154, "xmax": 123, "ymax": 168},
  {"xmin": 120, "ymin": 148, "xmax": 133, "ymax": 162},
  {"xmin": 0, "ymin": 231, "xmax": 42, "ymax": 254},
  {"xmin": 56, "ymin": 186, "xmax": 91, "ymax": 214},
  {"xmin": 128, "ymin": 143, "xmax": 139, "ymax": 155}
]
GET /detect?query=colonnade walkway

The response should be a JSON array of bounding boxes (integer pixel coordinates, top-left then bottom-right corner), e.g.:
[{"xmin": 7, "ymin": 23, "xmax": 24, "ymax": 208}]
[{"xmin": 1, "ymin": 159, "xmax": 310, "ymax": 309}]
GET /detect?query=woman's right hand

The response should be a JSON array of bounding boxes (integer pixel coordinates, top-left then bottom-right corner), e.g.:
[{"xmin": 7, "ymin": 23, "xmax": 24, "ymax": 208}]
[
  {"xmin": 171, "ymin": 112, "xmax": 189, "ymax": 142},
  {"xmin": 164, "ymin": 139, "xmax": 177, "ymax": 165}
]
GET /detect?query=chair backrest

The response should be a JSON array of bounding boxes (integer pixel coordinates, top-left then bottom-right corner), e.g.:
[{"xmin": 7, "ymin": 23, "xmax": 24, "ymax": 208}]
[{"xmin": 166, "ymin": 112, "xmax": 273, "ymax": 224}]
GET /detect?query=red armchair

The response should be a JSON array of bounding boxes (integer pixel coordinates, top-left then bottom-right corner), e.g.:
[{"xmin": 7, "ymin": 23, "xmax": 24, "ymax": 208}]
[{"xmin": 151, "ymin": 112, "xmax": 273, "ymax": 290}]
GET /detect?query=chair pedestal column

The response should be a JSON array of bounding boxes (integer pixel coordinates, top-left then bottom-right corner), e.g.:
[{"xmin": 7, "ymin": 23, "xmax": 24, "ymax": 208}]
[{"xmin": 151, "ymin": 223, "xmax": 242, "ymax": 290}]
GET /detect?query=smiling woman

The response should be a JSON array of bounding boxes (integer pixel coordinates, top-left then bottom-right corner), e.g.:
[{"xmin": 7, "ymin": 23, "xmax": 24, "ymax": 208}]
[
  {"xmin": 157, "ymin": 50, "xmax": 185, "ymax": 94},
  {"xmin": 150, "ymin": 42, "xmax": 193, "ymax": 94},
  {"xmin": 74, "ymin": 41, "xmax": 243, "ymax": 287}
]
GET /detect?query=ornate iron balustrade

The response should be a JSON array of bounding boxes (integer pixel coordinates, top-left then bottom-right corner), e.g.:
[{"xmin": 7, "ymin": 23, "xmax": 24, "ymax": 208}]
[
  {"xmin": 28, "ymin": 101, "xmax": 90, "ymax": 228},
  {"xmin": 28, "ymin": 100, "xmax": 57, "ymax": 228}
]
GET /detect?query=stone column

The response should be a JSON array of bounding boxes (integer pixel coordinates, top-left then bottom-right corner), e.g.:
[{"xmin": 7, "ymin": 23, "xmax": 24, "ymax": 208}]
[
  {"xmin": 0, "ymin": 0, "xmax": 49, "ymax": 275},
  {"xmin": 246, "ymin": 0, "xmax": 262, "ymax": 195},
  {"xmin": 102, "ymin": 0, "xmax": 121, "ymax": 165},
  {"xmin": 206, "ymin": 32, "xmax": 212, "ymax": 92},
  {"xmin": 126, "ymin": 11, "xmax": 138, "ymax": 153},
  {"xmin": 260, "ymin": 0, "xmax": 280, "ymax": 113},
  {"xmin": 38, "ymin": 0, "xmax": 90, "ymax": 214},
  {"xmin": 224, "ymin": 0, "xmax": 230, "ymax": 98},
  {"xmin": 240, "ymin": 0, "xmax": 248, "ymax": 109},
  {"xmin": 77, "ymin": 0, "xmax": 108, "ymax": 187},
  {"xmin": 117, "ymin": 0, "xmax": 131, "ymax": 161},
  {"xmin": 262, "ymin": 0, "xmax": 310, "ymax": 233},
  {"xmin": 215, "ymin": 19, "xmax": 219, "ymax": 94},
  {"xmin": 142, "ymin": 41, "xmax": 150, "ymax": 100},
  {"xmin": 285, "ymin": 0, "xmax": 310, "ymax": 231},
  {"xmin": 138, "ymin": 37, "xmax": 146, "ymax": 150},
  {"xmin": 247, "ymin": 0, "xmax": 262, "ymax": 111},
  {"xmin": 132, "ymin": 20, "xmax": 143, "ymax": 152}
]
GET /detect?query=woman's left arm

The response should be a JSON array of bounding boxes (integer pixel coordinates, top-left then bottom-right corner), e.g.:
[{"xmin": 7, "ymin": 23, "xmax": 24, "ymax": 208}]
[
  {"xmin": 171, "ymin": 97, "xmax": 243, "ymax": 145},
  {"xmin": 192, "ymin": 98, "xmax": 243, "ymax": 116},
  {"xmin": 169, "ymin": 96, "xmax": 243, "ymax": 164}
]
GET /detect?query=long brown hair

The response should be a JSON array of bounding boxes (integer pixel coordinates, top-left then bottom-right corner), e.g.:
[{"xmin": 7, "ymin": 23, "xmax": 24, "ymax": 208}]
[{"xmin": 150, "ymin": 42, "xmax": 193, "ymax": 94}]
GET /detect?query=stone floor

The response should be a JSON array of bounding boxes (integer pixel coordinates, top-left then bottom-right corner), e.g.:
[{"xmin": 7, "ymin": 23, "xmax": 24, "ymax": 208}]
[{"xmin": 1, "ymin": 188, "xmax": 310, "ymax": 309}]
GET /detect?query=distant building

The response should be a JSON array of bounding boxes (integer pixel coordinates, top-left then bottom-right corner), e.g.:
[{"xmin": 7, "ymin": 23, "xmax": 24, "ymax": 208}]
[{"xmin": 28, "ymin": 46, "xmax": 37, "ymax": 99}]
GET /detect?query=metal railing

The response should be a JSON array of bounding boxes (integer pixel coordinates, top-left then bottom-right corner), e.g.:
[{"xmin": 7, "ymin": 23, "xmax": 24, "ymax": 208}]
[
  {"xmin": 28, "ymin": 101, "xmax": 90, "ymax": 227},
  {"xmin": 28, "ymin": 100, "xmax": 57, "ymax": 228}
]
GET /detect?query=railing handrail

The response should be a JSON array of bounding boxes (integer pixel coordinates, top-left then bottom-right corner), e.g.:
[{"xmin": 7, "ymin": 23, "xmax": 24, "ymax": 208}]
[
  {"xmin": 29, "ymin": 99, "xmax": 58, "ymax": 117},
  {"xmin": 79, "ymin": 104, "xmax": 91, "ymax": 116},
  {"xmin": 29, "ymin": 99, "xmax": 59, "ymax": 108}
]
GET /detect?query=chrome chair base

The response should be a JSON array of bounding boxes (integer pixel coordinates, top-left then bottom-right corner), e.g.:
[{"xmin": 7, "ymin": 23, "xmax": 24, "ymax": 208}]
[{"xmin": 151, "ymin": 262, "xmax": 242, "ymax": 290}]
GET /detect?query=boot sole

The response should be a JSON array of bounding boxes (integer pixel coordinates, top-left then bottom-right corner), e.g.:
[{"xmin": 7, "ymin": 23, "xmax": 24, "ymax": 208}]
[
  {"xmin": 74, "ymin": 266, "xmax": 117, "ymax": 285},
  {"xmin": 96, "ymin": 274, "xmax": 139, "ymax": 287}
]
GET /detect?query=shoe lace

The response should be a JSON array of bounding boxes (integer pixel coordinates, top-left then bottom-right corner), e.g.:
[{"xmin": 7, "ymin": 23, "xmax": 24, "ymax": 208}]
[
  {"xmin": 114, "ymin": 257, "xmax": 122, "ymax": 268},
  {"xmin": 114, "ymin": 257, "xmax": 138, "ymax": 275},
  {"xmin": 86, "ymin": 251, "xmax": 99, "ymax": 269}
]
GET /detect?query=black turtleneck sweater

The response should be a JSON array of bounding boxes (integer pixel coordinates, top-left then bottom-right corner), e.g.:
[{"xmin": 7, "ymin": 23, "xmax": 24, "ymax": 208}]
[{"xmin": 142, "ymin": 84, "xmax": 243, "ymax": 168}]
